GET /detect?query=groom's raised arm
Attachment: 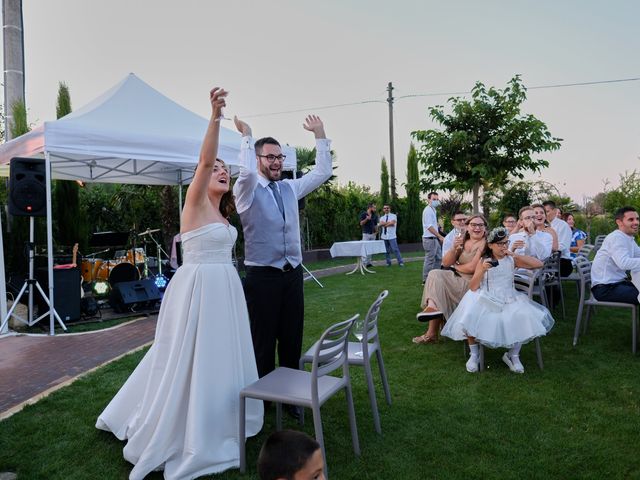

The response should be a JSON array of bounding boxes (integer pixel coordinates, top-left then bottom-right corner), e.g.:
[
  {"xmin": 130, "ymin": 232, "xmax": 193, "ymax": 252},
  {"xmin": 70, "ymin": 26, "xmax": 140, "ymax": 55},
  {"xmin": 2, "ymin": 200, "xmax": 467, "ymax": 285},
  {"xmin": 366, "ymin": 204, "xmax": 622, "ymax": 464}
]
[
  {"xmin": 288, "ymin": 115, "xmax": 332, "ymax": 200},
  {"xmin": 232, "ymin": 116, "xmax": 258, "ymax": 214}
]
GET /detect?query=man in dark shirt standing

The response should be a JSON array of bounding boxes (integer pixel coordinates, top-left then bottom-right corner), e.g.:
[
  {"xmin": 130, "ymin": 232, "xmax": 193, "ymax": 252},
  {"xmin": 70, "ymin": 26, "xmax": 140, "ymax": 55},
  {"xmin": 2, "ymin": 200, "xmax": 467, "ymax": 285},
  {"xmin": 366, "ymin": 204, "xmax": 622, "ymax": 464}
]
[{"xmin": 359, "ymin": 202, "xmax": 378, "ymax": 267}]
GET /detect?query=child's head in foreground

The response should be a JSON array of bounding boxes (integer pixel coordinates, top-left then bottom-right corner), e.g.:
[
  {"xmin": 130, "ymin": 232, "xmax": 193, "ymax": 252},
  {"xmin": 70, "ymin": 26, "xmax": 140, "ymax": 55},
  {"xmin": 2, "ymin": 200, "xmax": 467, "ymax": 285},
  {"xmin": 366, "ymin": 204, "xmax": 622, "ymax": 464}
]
[{"xmin": 257, "ymin": 429, "xmax": 325, "ymax": 480}]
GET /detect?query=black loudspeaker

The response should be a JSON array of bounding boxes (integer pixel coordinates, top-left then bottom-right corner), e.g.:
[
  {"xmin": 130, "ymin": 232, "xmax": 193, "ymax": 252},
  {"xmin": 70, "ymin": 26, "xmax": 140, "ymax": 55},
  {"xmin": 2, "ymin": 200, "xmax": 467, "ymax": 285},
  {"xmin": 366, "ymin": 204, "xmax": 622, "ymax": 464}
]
[
  {"xmin": 9, "ymin": 157, "xmax": 47, "ymax": 217},
  {"xmin": 81, "ymin": 296, "xmax": 99, "ymax": 317},
  {"xmin": 110, "ymin": 279, "xmax": 162, "ymax": 313},
  {"xmin": 36, "ymin": 267, "xmax": 82, "ymax": 322}
]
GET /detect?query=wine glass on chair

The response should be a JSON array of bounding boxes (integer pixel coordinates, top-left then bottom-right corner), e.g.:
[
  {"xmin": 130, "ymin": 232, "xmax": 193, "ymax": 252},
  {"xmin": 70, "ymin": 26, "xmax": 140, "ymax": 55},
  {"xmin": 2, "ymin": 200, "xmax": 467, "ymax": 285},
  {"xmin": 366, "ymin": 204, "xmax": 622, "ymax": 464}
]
[{"xmin": 353, "ymin": 317, "xmax": 365, "ymax": 357}]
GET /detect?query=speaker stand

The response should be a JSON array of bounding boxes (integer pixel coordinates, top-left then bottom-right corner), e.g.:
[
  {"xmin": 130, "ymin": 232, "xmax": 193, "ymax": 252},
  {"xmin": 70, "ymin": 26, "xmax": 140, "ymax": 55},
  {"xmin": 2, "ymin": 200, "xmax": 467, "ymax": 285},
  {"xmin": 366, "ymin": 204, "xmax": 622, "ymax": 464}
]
[
  {"xmin": 0, "ymin": 217, "xmax": 67, "ymax": 332},
  {"xmin": 301, "ymin": 263, "xmax": 323, "ymax": 288}
]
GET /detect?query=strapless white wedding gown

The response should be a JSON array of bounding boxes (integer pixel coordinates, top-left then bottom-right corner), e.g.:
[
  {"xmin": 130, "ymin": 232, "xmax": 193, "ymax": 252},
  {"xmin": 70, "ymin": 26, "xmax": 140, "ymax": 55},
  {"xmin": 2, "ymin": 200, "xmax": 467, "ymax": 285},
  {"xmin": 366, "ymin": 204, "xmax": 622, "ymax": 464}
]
[{"xmin": 96, "ymin": 223, "xmax": 263, "ymax": 480}]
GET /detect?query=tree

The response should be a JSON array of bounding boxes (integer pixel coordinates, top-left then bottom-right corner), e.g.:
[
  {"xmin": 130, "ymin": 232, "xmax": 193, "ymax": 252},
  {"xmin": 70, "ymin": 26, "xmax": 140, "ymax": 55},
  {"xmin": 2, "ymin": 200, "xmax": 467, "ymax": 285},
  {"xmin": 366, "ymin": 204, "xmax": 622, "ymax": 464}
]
[
  {"xmin": 411, "ymin": 75, "xmax": 561, "ymax": 213},
  {"xmin": 497, "ymin": 181, "xmax": 533, "ymax": 218},
  {"xmin": 379, "ymin": 156, "xmax": 390, "ymax": 206},
  {"xmin": 400, "ymin": 143, "xmax": 423, "ymax": 243},
  {"xmin": 10, "ymin": 99, "xmax": 29, "ymax": 138},
  {"xmin": 295, "ymin": 146, "xmax": 337, "ymax": 185},
  {"xmin": 56, "ymin": 82, "xmax": 72, "ymax": 119},
  {"xmin": 53, "ymin": 82, "xmax": 83, "ymax": 247}
]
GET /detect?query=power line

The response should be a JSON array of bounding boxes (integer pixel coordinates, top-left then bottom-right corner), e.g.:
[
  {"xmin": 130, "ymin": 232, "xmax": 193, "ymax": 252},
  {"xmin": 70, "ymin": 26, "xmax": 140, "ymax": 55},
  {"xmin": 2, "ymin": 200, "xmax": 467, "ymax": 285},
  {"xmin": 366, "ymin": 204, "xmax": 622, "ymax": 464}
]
[
  {"xmin": 242, "ymin": 99, "xmax": 385, "ymax": 119},
  {"xmin": 242, "ymin": 76, "xmax": 640, "ymax": 118},
  {"xmin": 398, "ymin": 76, "xmax": 640, "ymax": 100}
]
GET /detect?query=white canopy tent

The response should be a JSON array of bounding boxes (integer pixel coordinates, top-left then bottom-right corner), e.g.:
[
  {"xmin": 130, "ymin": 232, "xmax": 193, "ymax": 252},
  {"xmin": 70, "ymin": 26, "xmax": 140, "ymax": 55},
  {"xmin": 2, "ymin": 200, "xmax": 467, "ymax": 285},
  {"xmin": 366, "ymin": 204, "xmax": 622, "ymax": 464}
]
[{"xmin": 0, "ymin": 73, "xmax": 297, "ymax": 335}]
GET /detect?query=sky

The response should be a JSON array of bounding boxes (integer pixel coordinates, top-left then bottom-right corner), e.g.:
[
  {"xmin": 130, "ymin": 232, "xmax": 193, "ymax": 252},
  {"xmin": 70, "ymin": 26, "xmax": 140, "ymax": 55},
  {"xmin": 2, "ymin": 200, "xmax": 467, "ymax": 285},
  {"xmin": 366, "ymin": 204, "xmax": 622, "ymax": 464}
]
[{"xmin": 2, "ymin": 0, "xmax": 639, "ymax": 206}]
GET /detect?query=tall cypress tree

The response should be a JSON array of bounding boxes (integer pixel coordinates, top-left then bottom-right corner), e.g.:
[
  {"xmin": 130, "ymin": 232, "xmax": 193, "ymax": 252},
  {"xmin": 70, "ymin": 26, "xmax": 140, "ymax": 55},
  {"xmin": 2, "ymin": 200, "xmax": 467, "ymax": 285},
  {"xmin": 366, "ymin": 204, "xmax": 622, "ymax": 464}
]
[
  {"xmin": 53, "ymin": 82, "xmax": 82, "ymax": 248},
  {"xmin": 9, "ymin": 99, "xmax": 29, "ymax": 138},
  {"xmin": 404, "ymin": 143, "xmax": 422, "ymax": 242},
  {"xmin": 380, "ymin": 156, "xmax": 390, "ymax": 207}
]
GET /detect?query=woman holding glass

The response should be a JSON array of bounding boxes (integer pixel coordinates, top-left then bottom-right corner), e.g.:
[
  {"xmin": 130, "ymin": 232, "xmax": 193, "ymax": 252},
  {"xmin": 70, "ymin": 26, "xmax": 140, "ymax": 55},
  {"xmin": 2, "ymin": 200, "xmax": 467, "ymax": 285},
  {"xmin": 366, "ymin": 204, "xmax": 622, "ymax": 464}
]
[{"xmin": 413, "ymin": 214, "xmax": 487, "ymax": 344}]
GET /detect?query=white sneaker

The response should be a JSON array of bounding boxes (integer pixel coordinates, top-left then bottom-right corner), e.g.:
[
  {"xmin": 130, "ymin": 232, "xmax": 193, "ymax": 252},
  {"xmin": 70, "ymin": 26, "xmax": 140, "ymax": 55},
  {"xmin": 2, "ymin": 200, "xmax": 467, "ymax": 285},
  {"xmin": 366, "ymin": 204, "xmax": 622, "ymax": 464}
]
[
  {"xmin": 502, "ymin": 352, "xmax": 524, "ymax": 373},
  {"xmin": 466, "ymin": 354, "xmax": 479, "ymax": 373}
]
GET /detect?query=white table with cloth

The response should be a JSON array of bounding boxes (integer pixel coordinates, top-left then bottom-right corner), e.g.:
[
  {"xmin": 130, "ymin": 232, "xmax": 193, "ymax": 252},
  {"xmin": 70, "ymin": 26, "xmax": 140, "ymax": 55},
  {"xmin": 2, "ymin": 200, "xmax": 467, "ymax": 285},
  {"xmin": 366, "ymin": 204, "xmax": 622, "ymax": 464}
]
[{"xmin": 329, "ymin": 240, "xmax": 387, "ymax": 275}]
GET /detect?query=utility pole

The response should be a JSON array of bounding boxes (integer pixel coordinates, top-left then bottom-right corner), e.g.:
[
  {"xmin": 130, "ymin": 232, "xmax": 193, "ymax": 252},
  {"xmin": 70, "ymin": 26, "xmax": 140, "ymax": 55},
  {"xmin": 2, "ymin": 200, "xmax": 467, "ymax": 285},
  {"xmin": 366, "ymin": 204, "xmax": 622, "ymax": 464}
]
[
  {"xmin": 386, "ymin": 82, "xmax": 397, "ymax": 201},
  {"xmin": 3, "ymin": 0, "xmax": 25, "ymax": 140}
]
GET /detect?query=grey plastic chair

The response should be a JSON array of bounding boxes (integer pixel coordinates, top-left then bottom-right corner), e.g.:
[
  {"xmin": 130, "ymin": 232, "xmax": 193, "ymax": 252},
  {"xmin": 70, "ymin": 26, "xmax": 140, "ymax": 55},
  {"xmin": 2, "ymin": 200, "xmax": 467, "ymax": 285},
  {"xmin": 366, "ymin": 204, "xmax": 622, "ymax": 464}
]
[
  {"xmin": 572, "ymin": 256, "xmax": 638, "ymax": 353},
  {"xmin": 562, "ymin": 243, "xmax": 595, "ymax": 295},
  {"xmin": 239, "ymin": 314, "xmax": 360, "ymax": 477},
  {"xmin": 541, "ymin": 251, "xmax": 565, "ymax": 319},
  {"xmin": 300, "ymin": 290, "xmax": 391, "ymax": 434},
  {"xmin": 512, "ymin": 269, "xmax": 545, "ymax": 369},
  {"xmin": 593, "ymin": 234, "xmax": 606, "ymax": 253},
  {"xmin": 576, "ymin": 243, "xmax": 595, "ymax": 260}
]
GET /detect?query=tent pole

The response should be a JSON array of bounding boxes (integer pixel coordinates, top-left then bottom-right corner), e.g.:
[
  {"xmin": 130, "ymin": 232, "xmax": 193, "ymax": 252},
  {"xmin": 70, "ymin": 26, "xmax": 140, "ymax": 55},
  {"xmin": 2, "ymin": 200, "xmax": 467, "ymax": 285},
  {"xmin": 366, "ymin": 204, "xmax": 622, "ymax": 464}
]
[
  {"xmin": 0, "ymin": 205, "xmax": 8, "ymax": 334},
  {"xmin": 178, "ymin": 171, "xmax": 183, "ymax": 231},
  {"xmin": 45, "ymin": 151, "xmax": 54, "ymax": 335},
  {"xmin": 44, "ymin": 151, "xmax": 65, "ymax": 335}
]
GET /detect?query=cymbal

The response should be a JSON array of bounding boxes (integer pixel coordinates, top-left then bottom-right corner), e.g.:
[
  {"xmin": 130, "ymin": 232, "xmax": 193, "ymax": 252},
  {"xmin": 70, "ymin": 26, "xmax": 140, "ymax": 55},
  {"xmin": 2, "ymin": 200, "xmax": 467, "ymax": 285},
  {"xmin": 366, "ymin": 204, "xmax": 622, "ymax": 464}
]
[{"xmin": 138, "ymin": 228, "xmax": 160, "ymax": 237}]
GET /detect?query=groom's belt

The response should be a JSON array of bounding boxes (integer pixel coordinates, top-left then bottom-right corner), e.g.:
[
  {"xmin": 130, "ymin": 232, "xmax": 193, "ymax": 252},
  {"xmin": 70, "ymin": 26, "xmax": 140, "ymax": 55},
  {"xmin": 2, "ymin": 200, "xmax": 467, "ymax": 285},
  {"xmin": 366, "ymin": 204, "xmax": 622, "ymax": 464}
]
[{"xmin": 246, "ymin": 262, "xmax": 296, "ymax": 273}]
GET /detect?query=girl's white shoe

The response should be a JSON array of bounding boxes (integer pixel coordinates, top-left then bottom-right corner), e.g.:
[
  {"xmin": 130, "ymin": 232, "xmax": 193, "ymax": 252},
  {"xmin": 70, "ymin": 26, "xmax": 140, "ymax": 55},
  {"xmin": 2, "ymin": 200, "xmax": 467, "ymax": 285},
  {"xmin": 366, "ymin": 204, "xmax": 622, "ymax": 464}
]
[
  {"xmin": 466, "ymin": 354, "xmax": 480, "ymax": 373},
  {"xmin": 502, "ymin": 352, "xmax": 524, "ymax": 373}
]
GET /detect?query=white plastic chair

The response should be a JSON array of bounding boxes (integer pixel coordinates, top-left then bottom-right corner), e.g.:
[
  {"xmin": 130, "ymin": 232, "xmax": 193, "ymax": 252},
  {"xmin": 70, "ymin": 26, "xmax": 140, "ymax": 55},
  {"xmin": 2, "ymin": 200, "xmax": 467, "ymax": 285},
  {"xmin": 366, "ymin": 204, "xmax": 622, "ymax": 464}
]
[
  {"xmin": 300, "ymin": 290, "xmax": 391, "ymax": 434},
  {"xmin": 239, "ymin": 314, "xmax": 360, "ymax": 477},
  {"xmin": 572, "ymin": 256, "xmax": 638, "ymax": 353}
]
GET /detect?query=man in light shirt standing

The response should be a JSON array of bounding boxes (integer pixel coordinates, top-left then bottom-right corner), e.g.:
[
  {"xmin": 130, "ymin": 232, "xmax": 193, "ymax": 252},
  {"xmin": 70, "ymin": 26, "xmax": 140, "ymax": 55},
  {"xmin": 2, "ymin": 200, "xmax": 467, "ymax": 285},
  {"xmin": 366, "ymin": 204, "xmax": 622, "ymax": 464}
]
[
  {"xmin": 422, "ymin": 192, "xmax": 444, "ymax": 283},
  {"xmin": 543, "ymin": 200, "xmax": 573, "ymax": 276},
  {"xmin": 233, "ymin": 114, "xmax": 332, "ymax": 422},
  {"xmin": 591, "ymin": 206, "xmax": 640, "ymax": 304},
  {"xmin": 379, "ymin": 204, "xmax": 404, "ymax": 267}
]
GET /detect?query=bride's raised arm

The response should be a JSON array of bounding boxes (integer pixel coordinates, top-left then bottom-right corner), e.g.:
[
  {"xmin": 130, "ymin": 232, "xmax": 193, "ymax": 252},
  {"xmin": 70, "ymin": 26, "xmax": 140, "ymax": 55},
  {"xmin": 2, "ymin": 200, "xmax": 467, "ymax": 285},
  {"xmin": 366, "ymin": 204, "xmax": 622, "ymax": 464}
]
[{"xmin": 182, "ymin": 87, "xmax": 227, "ymax": 231}]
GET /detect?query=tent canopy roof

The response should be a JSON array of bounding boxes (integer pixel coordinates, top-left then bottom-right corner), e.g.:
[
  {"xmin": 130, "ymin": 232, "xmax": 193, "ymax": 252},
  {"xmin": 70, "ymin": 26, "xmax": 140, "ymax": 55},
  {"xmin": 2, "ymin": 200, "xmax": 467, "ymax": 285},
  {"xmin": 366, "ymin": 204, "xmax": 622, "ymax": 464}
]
[{"xmin": 0, "ymin": 73, "xmax": 296, "ymax": 185}]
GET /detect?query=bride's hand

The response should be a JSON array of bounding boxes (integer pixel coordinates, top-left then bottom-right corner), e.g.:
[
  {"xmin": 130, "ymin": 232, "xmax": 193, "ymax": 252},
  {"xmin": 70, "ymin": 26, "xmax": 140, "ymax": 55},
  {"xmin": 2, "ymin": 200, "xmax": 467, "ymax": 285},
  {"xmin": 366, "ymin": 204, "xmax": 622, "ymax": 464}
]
[{"xmin": 209, "ymin": 87, "xmax": 228, "ymax": 119}]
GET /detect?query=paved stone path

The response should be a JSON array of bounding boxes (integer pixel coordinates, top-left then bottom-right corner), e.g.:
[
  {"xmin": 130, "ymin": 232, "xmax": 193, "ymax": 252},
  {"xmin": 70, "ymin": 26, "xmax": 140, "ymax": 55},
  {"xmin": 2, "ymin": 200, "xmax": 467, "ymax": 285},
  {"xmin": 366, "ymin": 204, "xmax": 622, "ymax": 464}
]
[
  {"xmin": 0, "ymin": 257, "xmax": 421, "ymax": 419},
  {"xmin": 0, "ymin": 316, "xmax": 157, "ymax": 419}
]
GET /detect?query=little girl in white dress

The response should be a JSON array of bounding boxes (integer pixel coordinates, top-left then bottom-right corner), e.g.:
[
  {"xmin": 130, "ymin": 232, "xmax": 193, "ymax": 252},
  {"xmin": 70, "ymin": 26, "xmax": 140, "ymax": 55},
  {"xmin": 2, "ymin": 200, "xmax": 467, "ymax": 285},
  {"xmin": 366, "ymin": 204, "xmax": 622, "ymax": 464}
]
[{"xmin": 442, "ymin": 227, "xmax": 555, "ymax": 373}]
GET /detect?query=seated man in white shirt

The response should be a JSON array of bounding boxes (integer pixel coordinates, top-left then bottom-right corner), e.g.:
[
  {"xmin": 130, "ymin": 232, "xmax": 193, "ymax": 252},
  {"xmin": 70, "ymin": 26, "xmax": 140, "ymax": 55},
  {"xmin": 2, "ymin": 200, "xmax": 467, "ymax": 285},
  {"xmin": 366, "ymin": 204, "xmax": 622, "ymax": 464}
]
[
  {"xmin": 508, "ymin": 206, "xmax": 552, "ymax": 261},
  {"xmin": 591, "ymin": 206, "xmax": 640, "ymax": 304},
  {"xmin": 442, "ymin": 211, "xmax": 468, "ymax": 255},
  {"xmin": 543, "ymin": 200, "xmax": 573, "ymax": 276}
]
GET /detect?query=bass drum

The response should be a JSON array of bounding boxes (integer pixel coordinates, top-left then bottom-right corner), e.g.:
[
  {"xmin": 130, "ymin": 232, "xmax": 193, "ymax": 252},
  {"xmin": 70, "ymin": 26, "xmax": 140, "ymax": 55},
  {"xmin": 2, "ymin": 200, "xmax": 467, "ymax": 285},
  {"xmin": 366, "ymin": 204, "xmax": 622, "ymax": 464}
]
[{"xmin": 108, "ymin": 262, "xmax": 140, "ymax": 286}]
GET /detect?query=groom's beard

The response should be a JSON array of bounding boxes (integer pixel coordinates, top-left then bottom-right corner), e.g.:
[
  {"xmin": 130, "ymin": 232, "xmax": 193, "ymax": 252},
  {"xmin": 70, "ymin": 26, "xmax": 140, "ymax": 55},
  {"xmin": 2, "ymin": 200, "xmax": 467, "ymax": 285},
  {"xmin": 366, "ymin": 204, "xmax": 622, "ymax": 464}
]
[{"xmin": 259, "ymin": 162, "xmax": 282, "ymax": 181}]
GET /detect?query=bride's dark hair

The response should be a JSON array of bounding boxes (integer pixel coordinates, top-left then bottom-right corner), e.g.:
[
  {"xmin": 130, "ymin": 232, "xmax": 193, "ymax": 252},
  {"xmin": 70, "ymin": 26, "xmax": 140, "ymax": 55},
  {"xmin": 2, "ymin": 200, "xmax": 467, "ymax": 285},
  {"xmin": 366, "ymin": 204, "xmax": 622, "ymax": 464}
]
[
  {"xmin": 194, "ymin": 159, "xmax": 236, "ymax": 218},
  {"xmin": 219, "ymin": 190, "xmax": 236, "ymax": 218},
  {"xmin": 216, "ymin": 160, "xmax": 236, "ymax": 219}
]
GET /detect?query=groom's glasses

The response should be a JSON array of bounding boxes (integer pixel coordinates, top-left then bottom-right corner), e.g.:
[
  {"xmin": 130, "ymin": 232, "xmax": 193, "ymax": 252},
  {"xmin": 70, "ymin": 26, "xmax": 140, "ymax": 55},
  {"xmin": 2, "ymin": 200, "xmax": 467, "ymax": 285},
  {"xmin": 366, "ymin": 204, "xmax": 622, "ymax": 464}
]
[{"xmin": 257, "ymin": 154, "xmax": 287, "ymax": 164}]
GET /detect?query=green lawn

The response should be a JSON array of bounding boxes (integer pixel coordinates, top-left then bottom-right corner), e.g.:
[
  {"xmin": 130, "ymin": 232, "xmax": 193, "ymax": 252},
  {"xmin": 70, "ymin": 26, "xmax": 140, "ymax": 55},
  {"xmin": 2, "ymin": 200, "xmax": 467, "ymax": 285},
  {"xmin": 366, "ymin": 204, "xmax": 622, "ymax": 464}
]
[{"xmin": 1, "ymin": 261, "xmax": 639, "ymax": 479}]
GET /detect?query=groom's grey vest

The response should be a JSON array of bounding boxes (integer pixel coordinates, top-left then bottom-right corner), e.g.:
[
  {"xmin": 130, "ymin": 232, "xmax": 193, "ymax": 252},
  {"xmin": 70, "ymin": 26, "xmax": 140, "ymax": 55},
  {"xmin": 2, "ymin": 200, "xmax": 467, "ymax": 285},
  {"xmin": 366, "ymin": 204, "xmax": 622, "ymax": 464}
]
[{"xmin": 240, "ymin": 181, "xmax": 301, "ymax": 269}]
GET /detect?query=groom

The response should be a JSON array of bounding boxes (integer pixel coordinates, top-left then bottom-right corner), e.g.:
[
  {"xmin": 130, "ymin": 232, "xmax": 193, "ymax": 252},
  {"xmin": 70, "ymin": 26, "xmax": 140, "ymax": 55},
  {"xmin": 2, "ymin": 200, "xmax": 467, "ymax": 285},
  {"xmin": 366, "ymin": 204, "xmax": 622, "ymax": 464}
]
[{"xmin": 233, "ymin": 115, "xmax": 332, "ymax": 410}]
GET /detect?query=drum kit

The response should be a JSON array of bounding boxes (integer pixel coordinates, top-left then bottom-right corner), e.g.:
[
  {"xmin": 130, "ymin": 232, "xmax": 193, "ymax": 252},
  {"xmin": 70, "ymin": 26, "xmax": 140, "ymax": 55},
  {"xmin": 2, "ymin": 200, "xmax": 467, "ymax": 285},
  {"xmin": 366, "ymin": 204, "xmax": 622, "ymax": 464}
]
[{"xmin": 82, "ymin": 228, "xmax": 165, "ymax": 294}]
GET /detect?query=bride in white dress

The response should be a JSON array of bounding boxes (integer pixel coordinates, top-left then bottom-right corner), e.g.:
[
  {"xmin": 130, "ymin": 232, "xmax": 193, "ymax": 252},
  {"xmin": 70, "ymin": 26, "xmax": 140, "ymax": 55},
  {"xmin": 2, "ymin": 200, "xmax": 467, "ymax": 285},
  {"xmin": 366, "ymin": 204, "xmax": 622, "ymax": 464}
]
[{"xmin": 96, "ymin": 87, "xmax": 263, "ymax": 479}]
